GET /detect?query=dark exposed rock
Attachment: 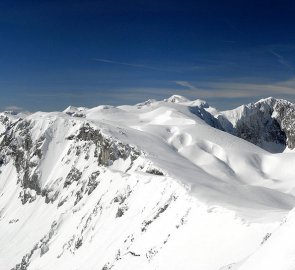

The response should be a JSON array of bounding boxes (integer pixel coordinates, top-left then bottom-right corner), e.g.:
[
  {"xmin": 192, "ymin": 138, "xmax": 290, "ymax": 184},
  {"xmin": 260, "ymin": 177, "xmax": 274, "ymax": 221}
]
[
  {"xmin": 0, "ymin": 156, "xmax": 6, "ymax": 167},
  {"xmin": 141, "ymin": 195, "xmax": 176, "ymax": 232},
  {"xmin": 74, "ymin": 124, "xmax": 140, "ymax": 166},
  {"xmin": 102, "ymin": 263, "xmax": 113, "ymax": 270},
  {"xmin": 146, "ymin": 168, "xmax": 164, "ymax": 176},
  {"xmin": 1, "ymin": 115, "xmax": 140, "ymax": 209},
  {"xmin": 0, "ymin": 120, "xmax": 43, "ymax": 196},
  {"xmin": 163, "ymin": 234, "xmax": 171, "ymax": 244},
  {"xmin": 261, "ymin": 232, "xmax": 272, "ymax": 245},
  {"xmin": 146, "ymin": 247, "xmax": 158, "ymax": 262},
  {"xmin": 22, "ymin": 172, "xmax": 41, "ymax": 195},
  {"xmin": 12, "ymin": 221, "xmax": 57, "ymax": 269},
  {"xmin": 234, "ymin": 101, "xmax": 286, "ymax": 149},
  {"xmin": 64, "ymin": 167, "xmax": 82, "ymax": 188},
  {"xmin": 72, "ymin": 172, "xmax": 100, "ymax": 205},
  {"xmin": 65, "ymin": 111, "xmax": 85, "ymax": 118},
  {"xmin": 57, "ymin": 197, "xmax": 68, "ymax": 208},
  {"xmin": 9, "ymin": 219, "xmax": 19, "ymax": 224},
  {"xmin": 274, "ymin": 101, "xmax": 295, "ymax": 149},
  {"xmin": 189, "ymin": 106, "xmax": 224, "ymax": 130},
  {"xmin": 75, "ymin": 237, "xmax": 83, "ymax": 249},
  {"xmin": 113, "ymin": 189, "xmax": 131, "ymax": 205},
  {"xmin": 43, "ymin": 189, "xmax": 60, "ymax": 204},
  {"xmin": 217, "ymin": 98, "xmax": 295, "ymax": 152},
  {"xmin": 40, "ymin": 244, "xmax": 49, "ymax": 256},
  {"xmin": 141, "ymin": 220, "xmax": 153, "ymax": 232},
  {"xmin": 113, "ymin": 194, "xmax": 126, "ymax": 204},
  {"xmin": 115, "ymin": 249, "xmax": 121, "ymax": 261},
  {"xmin": 19, "ymin": 189, "xmax": 37, "ymax": 204},
  {"xmin": 74, "ymin": 188, "xmax": 84, "ymax": 205},
  {"xmin": 128, "ymin": 251, "xmax": 140, "ymax": 257},
  {"xmin": 1, "ymin": 118, "xmax": 140, "ymax": 203},
  {"xmin": 86, "ymin": 171, "xmax": 100, "ymax": 195},
  {"xmin": 176, "ymin": 208, "xmax": 191, "ymax": 229},
  {"xmin": 66, "ymin": 134, "xmax": 75, "ymax": 140},
  {"xmin": 116, "ymin": 206, "xmax": 127, "ymax": 218}
]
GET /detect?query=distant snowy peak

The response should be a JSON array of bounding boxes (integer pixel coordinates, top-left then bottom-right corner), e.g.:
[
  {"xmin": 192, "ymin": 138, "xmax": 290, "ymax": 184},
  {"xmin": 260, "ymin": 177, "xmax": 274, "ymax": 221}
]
[
  {"xmin": 64, "ymin": 105, "xmax": 88, "ymax": 112},
  {"xmin": 165, "ymin": 94, "xmax": 190, "ymax": 103},
  {"xmin": 221, "ymin": 97, "xmax": 294, "ymax": 126},
  {"xmin": 218, "ymin": 97, "xmax": 295, "ymax": 152},
  {"xmin": 164, "ymin": 95, "xmax": 210, "ymax": 108},
  {"xmin": 187, "ymin": 99, "xmax": 209, "ymax": 108},
  {"xmin": 135, "ymin": 99, "xmax": 157, "ymax": 108},
  {"xmin": 63, "ymin": 105, "xmax": 88, "ymax": 118},
  {"xmin": 255, "ymin": 96, "xmax": 293, "ymax": 108}
]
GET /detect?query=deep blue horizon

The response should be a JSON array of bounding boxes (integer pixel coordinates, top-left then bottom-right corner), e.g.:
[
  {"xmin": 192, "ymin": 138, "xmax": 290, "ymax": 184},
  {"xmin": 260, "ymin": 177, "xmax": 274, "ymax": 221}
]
[{"xmin": 1, "ymin": 0, "xmax": 295, "ymax": 111}]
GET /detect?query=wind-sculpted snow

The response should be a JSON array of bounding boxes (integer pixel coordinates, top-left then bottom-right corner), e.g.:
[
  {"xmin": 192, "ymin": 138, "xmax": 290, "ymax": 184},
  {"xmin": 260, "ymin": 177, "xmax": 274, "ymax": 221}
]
[{"xmin": 1, "ymin": 95, "xmax": 295, "ymax": 269}]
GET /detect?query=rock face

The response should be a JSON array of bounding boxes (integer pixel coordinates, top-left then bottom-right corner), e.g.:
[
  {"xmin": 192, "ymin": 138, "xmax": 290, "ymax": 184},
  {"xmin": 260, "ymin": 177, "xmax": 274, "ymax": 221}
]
[
  {"xmin": 74, "ymin": 124, "xmax": 140, "ymax": 166},
  {"xmin": 218, "ymin": 97, "xmax": 295, "ymax": 152},
  {"xmin": 273, "ymin": 99, "xmax": 295, "ymax": 149},
  {"xmin": 0, "ymin": 119, "xmax": 42, "ymax": 194},
  {"xmin": 0, "ymin": 116, "xmax": 140, "ymax": 205},
  {"xmin": 189, "ymin": 103, "xmax": 224, "ymax": 131}
]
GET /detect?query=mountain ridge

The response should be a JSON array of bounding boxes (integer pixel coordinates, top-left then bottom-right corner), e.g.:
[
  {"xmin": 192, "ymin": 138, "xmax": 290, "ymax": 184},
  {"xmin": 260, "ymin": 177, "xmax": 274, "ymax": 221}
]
[{"xmin": 1, "ymin": 95, "xmax": 295, "ymax": 270}]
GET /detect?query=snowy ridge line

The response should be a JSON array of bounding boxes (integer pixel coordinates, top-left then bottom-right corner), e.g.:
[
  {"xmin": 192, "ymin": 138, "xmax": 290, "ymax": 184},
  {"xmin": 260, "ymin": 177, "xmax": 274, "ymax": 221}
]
[{"xmin": 0, "ymin": 114, "xmax": 145, "ymax": 197}]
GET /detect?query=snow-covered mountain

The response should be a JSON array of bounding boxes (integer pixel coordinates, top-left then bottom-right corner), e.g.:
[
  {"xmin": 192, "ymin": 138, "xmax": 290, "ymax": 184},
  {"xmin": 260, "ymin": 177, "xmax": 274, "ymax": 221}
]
[
  {"xmin": 217, "ymin": 97, "xmax": 295, "ymax": 152},
  {"xmin": 1, "ymin": 95, "xmax": 295, "ymax": 270}
]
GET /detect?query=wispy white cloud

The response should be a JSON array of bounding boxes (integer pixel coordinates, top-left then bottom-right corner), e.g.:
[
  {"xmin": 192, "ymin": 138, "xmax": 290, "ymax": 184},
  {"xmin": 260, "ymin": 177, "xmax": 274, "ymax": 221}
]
[
  {"xmin": 268, "ymin": 49, "xmax": 293, "ymax": 71},
  {"xmin": 175, "ymin": 78, "xmax": 295, "ymax": 100},
  {"xmin": 4, "ymin": 105, "xmax": 23, "ymax": 111},
  {"xmin": 94, "ymin": 58, "xmax": 165, "ymax": 71},
  {"xmin": 93, "ymin": 58, "xmax": 195, "ymax": 73},
  {"xmin": 26, "ymin": 92, "xmax": 89, "ymax": 98},
  {"xmin": 175, "ymin": 81, "xmax": 197, "ymax": 90},
  {"xmin": 21, "ymin": 77, "xmax": 295, "ymax": 111}
]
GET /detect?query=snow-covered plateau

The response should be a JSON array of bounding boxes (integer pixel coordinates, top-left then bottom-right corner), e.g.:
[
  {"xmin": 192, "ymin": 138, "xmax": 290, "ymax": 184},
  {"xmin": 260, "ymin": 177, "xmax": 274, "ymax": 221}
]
[{"xmin": 1, "ymin": 95, "xmax": 295, "ymax": 270}]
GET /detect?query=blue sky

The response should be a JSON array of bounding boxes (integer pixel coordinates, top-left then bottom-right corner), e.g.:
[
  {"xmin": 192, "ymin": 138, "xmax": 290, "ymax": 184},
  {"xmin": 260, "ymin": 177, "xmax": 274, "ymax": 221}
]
[{"xmin": 1, "ymin": 0, "xmax": 295, "ymax": 111}]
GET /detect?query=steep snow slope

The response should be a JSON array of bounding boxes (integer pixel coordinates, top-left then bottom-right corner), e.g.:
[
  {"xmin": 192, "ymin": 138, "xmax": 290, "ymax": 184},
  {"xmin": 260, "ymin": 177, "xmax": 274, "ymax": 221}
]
[
  {"xmin": 229, "ymin": 208, "xmax": 295, "ymax": 270},
  {"xmin": 1, "ymin": 95, "xmax": 295, "ymax": 270}
]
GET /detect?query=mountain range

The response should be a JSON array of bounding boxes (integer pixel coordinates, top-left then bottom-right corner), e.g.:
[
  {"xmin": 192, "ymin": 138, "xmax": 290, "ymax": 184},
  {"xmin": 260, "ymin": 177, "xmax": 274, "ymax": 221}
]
[{"xmin": 1, "ymin": 95, "xmax": 295, "ymax": 270}]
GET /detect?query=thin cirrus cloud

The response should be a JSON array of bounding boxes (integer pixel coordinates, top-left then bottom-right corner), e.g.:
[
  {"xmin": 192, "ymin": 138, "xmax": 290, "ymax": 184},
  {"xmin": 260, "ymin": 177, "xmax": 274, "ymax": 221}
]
[
  {"xmin": 4, "ymin": 105, "xmax": 23, "ymax": 111},
  {"xmin": 93, "ymin": 58, "xmax": 189, "ymax": 73},
  {"xmin": 267, "ymin": 49, "xmax": 294, "ymax": 71},
  {"xmin": 94, "ymin": 58, "xmax": 166, "ymax": 72},
  {"xmin": 24, "ymin": 78, "xmax": 295, "ymax": 104},
  {"xmin": 175, "ymin": 78, "xmax": 295, "ymax": 99}
]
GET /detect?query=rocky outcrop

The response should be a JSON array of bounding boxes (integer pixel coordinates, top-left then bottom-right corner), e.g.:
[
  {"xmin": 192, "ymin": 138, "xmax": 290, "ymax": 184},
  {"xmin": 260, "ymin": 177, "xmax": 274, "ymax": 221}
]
[
  {"xmin": 12, "ymin": 221, "xmax": 58, "ymax": 270},
  {"xmin": 0, "ymin": 120, "xmax": 43, "ymax": 194},
  {"xmin": 189, "ymin": 105, "xmax": 224, "ymax": 131},
  {"xmin": 273, "ymin": 100, "xmax": 295, "ymax": 149},
  {"xmin": 0, "ymin": 118, "xmax": 140, "ymax": 206},
  {"xmin": 73, "ymin": 124, "xmax": 140, "ymax": 166},
  {"xmin": 234, "ymin": 100, "xmax": 286, "ymax": 148}
]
